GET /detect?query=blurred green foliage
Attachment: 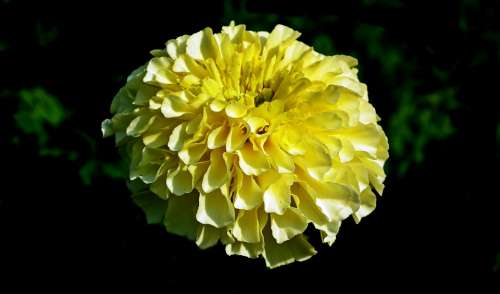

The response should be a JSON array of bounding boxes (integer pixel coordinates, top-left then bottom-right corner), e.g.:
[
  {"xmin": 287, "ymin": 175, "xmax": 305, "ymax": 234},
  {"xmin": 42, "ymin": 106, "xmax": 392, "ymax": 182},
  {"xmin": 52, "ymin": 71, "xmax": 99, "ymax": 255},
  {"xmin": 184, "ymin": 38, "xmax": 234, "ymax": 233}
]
[
  {"xmin": 13, "ymin": 87, "xmax": 127, "ymax": 185},
  {"xmin": 14, "ymin": 87, "xmax": 66, "ymax": 157}
]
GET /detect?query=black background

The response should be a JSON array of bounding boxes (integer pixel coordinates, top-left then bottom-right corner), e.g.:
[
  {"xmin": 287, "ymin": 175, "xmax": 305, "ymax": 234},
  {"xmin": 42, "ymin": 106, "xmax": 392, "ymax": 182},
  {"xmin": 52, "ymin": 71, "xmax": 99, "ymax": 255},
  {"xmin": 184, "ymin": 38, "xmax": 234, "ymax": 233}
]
[{"xmin": 1, "ymin": 0, "xmax": 498, "ymax": 290}]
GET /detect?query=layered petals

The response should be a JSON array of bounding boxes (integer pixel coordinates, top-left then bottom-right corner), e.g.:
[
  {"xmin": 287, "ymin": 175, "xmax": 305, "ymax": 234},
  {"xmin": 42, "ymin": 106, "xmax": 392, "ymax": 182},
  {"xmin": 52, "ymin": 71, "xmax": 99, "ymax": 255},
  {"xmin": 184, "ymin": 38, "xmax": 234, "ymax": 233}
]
[{"xmin": 103, "ymin": 23, "xmax": 389, "ymax": 269}]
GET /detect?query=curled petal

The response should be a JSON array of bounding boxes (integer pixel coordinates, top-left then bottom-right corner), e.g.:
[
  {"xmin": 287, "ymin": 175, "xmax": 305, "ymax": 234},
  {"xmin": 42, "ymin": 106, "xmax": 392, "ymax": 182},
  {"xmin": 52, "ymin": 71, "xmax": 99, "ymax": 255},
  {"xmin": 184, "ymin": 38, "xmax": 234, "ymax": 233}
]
[
  {"xmin": 161, "ymin": 94, "xmax": 194, "ymax": 118},
  {"xmin": 196, "ymin": 190, "xmax": 235, "ymax": 228},
  {"xmin": 196, "ymin": 224, "xmax": 220, "ymax": 249},
  {"xmin": 103, "ymin": 22, "xmax": 389, "ymax": 269},
  {"xmin": 262, "ymin": 226, "xmax": 316, "ymax": 269},
  {"xmin": 232, "ymin": 209, "xmax": 260, "ymax": 243},
  {"xmin": 168, "ymin": 123, "xmax": 189, "ymax": 151},
  {"xmin": 202, "ymin": 149, "xmax": 230, "ymax": 193},
  {"xmin": 237, "ymin": 143, "xmax": 270, "ymax": 176},
  {"xmin": 263, "ymin": 174, "xmax": 294, "ymax": 215},
  {"xmin": 166, "ymin": 165, "xmax": 194, "ymax": 196},
  {"xmin": 178, "ymin": 142, "xmax": 207, "ymax": 165},
  {"xmin": 207, "ymin": 124, "xmax": 229, "ymax": 149},
  {"xmin": 234, "ymin": 171, "xmax": 263, "ymax": 210},
  {"xmin": 227, "ymin": 121, "xmax": 249, "ymax": 152},
  {"xmin": 270, "ymin": 208, "xmax": 308, "ymax": 244}
]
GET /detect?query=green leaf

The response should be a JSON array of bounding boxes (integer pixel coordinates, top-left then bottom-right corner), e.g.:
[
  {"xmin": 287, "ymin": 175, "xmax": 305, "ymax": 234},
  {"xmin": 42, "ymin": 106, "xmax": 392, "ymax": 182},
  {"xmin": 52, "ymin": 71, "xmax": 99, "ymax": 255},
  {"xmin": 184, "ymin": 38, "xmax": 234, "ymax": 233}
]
[{"xmin": 79, "ymin": 160, "xmax": 98, "ymax": 186}]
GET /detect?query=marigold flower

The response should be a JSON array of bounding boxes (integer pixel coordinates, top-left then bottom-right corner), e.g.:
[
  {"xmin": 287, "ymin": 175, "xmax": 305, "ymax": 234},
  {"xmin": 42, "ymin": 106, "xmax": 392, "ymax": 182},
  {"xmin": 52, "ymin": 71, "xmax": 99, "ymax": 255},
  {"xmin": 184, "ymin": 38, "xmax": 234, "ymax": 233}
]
[{"xmin": 102, "ymin": 22, "xmax": 389, "ymax": 268}]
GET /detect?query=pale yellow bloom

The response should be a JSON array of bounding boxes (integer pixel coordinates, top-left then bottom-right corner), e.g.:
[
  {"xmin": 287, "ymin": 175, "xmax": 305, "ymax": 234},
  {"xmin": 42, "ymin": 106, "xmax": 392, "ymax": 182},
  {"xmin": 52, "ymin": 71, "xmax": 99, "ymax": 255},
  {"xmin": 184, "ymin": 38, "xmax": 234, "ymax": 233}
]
[{"xmin": 102, "ymin": 22, "xmax": 389, "ymax": 268}]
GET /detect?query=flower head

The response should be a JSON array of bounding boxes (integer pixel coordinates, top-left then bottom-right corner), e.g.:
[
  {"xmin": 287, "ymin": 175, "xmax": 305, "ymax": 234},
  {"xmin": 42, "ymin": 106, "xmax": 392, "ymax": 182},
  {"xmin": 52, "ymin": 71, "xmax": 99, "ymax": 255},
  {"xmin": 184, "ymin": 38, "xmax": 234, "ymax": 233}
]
[{"xmin": 102, "ymin": 22, "xmax": 389, "ymax": 268}]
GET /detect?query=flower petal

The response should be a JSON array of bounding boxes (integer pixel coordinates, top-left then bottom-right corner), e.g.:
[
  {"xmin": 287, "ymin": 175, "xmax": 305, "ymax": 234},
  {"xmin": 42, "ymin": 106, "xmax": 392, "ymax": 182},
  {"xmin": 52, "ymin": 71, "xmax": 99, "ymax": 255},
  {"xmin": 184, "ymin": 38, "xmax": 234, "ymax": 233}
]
[
  {"xmin": 271, "ymin": 207, "xmax": 308, "ymax": 244},
  {"xmin": 263, "ymin": 174, "xmax": 293, "ymax": 215},
  {"xmin": 143, "ymin": 57, "xmax": 177, "ymax": 86},
  {"xmin": 264, "ymin": 134, "xmax": 295, "ymax": 173},
  {"xmin": 353, "ymin": 188, "xmax": 377, "ymax": 223},
  {"xmin": 178, "ymin": 142, "xmax": 207, "ymax": 165},
  {"xmin": 225, "ymin": 242, "xmax": 262, "ymax": 259},
  {"xmin": 196, "ymin": 189, "xmax": 235, "ymax": 228},
  {"xmin": 232, "ymin": 209, "xmax": 260, "ymax": 243},
  {"xmin": 226, "ymin": 121, "xmax": 249, "ymax": 152},
  {"xmin": 292, "ymin": 183, "xmax": 328, "ymax": 225},
  {"xmin": 202, "ymin": 149, "xmax": 230, "ymax": 193},
  {"xmin": 207, "ymin": 124, "xmax": 229, "ymax": 149},
  {"xmin": 166, "ymin": 164, "xmax": 194, "ymax": 196},
  {"xmin": 261, "ymin": 225, "xmax": 316, "ymax": 269},
  {"xmin": 161, "ymin": 94, "xmax": 194, "ymax": 118},
  {"xmin": 163, "ymin": 193, "xmax": 198, "ymax": 240},
  {"xmin": 196, "ymin": 224, "xmax": 220, "ymax": 249},
  {"xmin": 126, "ymin": 113, "xmax": 156, "ymax": 137},
  {"xmin": 234, "ymin": 171, "xmax": 263, "ymax": 210},
  {"xmin": 225, "ymin": 101, "xmax": 247, "ymax": 118},
  {"xmin": 168, "ymin": 122, "xmax": 189, "ymax": 151},
  {"xmin": 166, "ymin": 34, "xmax": 189, "ymax": 59},
  {"xmin": 237, "ymin": 143, "xmax": 270, "ymax": 176},
  {"xmin": 186, "ymin": 28, "xmax": 221, "ymax": 61}
]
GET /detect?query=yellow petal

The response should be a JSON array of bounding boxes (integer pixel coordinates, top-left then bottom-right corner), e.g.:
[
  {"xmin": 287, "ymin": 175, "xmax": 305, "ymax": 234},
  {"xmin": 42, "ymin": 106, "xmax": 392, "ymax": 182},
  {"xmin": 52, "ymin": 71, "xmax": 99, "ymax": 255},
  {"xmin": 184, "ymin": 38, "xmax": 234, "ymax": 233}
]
[
  {"xmin": 264, "ymin": 24, "xmax": 301, "ymax": 56},
  {"xmin": 202, "ymin": 149, "xmax": 229, "ymax": 193},
  {"xmin": 234, "ymin": 171, "xmax": 263, "ymax": 210},
  {"xmin": 187, "ymin": 160, "xmax": 209, "ymax": 189},
  {"xmin": 166, "ymin": 34, "xmax": 188, "ymax": 59},
  {"xmin": 196, "ymin": 189, "xmax": 235, "ymax": 228},
  {"xmin": 270, "ymin": 207, "xmax": 308, "ymax": 244},
  {"xmin": 207, "ymin": 124, "xmax": 229, "ymax": 149},
  {"xmin": 161, "ymin": 94, "xmax": 194, "ymax": 118},
  {"xmin": 245, "ymin": 116, "xmax": 269, "ymax": 134},
  {"xmin": 334, "ymin": 124, "xmax": 381, "ymax": 154},
  {"xmin": 225, "ymin": 242, "xmax": 262, "ymax": 259},
  {"xmin": 142, "ymin": 131, "xmax": 169, "ymax": 148},
  {"xmin": 172, "ymin": 54, "xmax": 208, "ymax": 77},
  {"xmin": 126, "ymin": 113, "xmax": 156, "ymax": 137},
  {"xmin": 209, "ymin": 99, "xmax": 227, "ymax": 112},
  {"xmin": 167, "ymin": 122, "xmax": 189, "ymax": 152},
  {"xmin": 291, "ymin": 183, "xmax": 328, "ymax": 225},
  {"xmin": 313, "ymin": 182, "xmax": 359, "ymax": 222},
  {"xmin": 225, "ymin": 101, "xmax": 247, "ymax": 118},
  {"xmin": 261, "ymin": 225, "xmax": 316, "ymax": 269},
  {"xmin": 166, "ymin": 164, "xmax": 193, "ymax": 196},
  {"xmin": 178, "ymin": 142, "xmax": 207, "ymax": 165},
  {"xmin": 264, "ymin": 134, "xmax": 294, "ymax": 173},
  {"xmin": 315, "ymin": 221, "xmax": 341, "ymax": 246},
  {"xmin": 297, "ymin": 166, "xmax": 359, "ymax": 222},
  {"xmin": 279, "ymin": 127, "xmax": 306, "ymax": 155},
  {"xmin": 237, "ymin": 142, "xmax": 270, "ymax": 176},
  {"xmin": 226, "ymin": 121, "xmax": 250, "ymax": 152},
  {"xmin": 294, "ymin": 137, "xmax": 331, "ymax": 180},
  {"xmin": 196, "ymin": 224, "xmax": 220, "ymax": 249},
  {"xmin": 232, "ymin": 209, "xmax": 260, "ymax": 243},
  {"xmin": 143, "ymin": 57, "xmax": 177, "ymax": 86},
  {"xmin": 186, "ymin": 28, "xmax": 221, "ymax": 61},
  {"xmin": 353, "ymin": 188, "xmax": 377, "ymax": 223},
  {"xmin": 263, "ymin": 174, "xmax": 293, "ymax": 215},
  {"xmin": 222, "ymin": 21, "xmax": 246, "ymax": 43}
]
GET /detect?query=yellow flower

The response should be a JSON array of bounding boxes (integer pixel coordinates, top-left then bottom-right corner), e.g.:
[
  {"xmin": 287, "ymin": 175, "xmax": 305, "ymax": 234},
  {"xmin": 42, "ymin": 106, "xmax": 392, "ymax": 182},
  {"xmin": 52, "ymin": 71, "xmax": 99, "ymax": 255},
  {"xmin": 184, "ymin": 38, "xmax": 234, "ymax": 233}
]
[{"xmin": 102, "ymin": 22, "xmax": 389, "ymax": 268}]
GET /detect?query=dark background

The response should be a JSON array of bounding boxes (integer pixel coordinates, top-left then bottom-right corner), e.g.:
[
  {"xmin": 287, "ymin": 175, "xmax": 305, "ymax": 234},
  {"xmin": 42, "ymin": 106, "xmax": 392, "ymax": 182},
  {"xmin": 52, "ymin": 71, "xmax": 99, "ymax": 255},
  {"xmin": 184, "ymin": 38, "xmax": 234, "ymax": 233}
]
[{"xmin": 1, "ymin": 0, "xmax": 498, "ymax": 289}]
